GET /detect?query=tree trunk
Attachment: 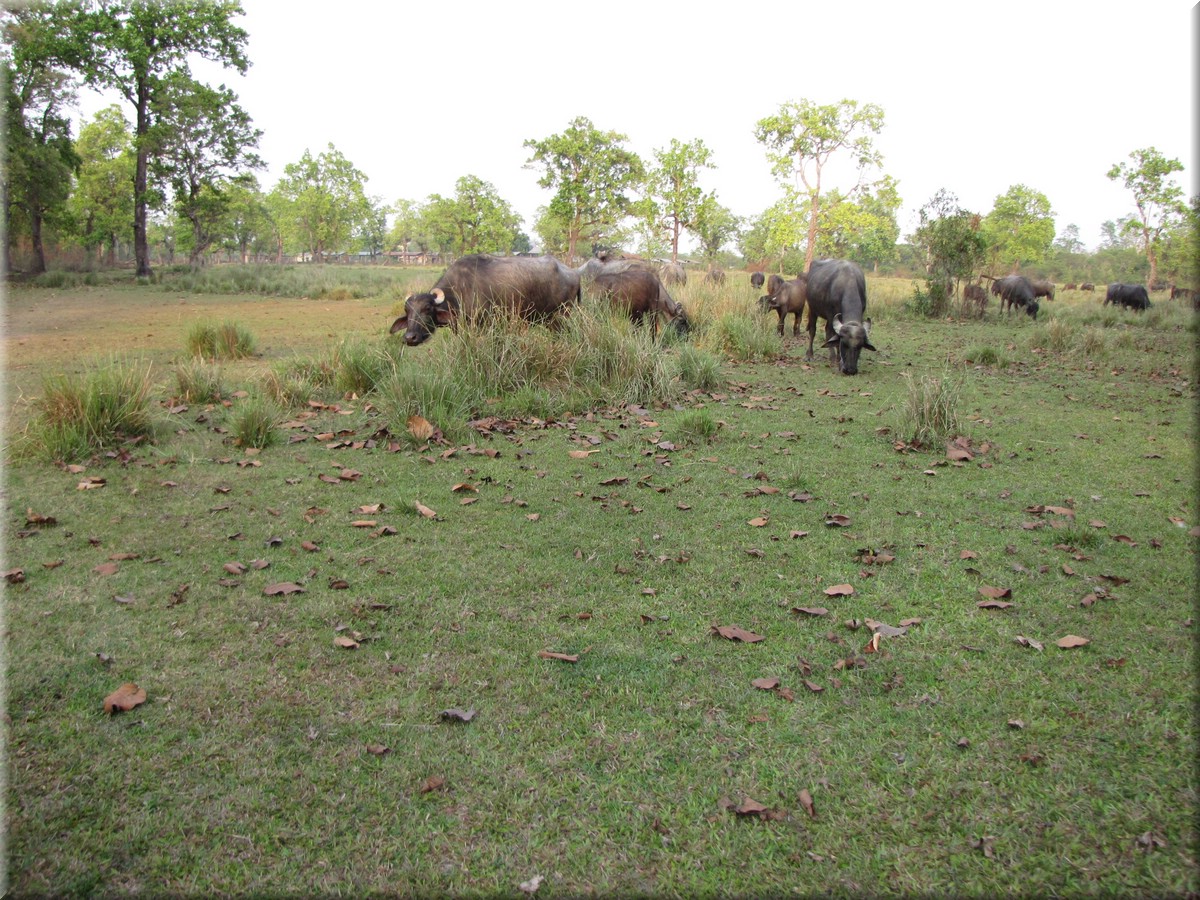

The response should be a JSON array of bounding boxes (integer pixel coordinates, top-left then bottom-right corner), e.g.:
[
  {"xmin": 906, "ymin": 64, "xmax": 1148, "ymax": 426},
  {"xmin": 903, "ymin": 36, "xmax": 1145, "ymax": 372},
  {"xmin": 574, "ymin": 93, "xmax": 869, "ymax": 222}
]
[
  {"xmin": 29, "ymin": 208, "xmax": 46, "ymax": 275},
  {"xmin": 133, "ymin": 79, "xmax": 152, "ymax": 277},
  {"xmin": 804, "ymin": 198, "xmax": 819, "ymax": 272}
]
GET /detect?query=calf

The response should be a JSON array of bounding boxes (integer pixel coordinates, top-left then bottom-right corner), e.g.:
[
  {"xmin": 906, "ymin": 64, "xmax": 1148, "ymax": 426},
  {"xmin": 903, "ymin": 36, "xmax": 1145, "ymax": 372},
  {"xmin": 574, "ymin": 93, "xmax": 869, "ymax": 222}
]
[
  {"xmin": 760, "ymin": 275, "xmax": 808, "ymax": 337},
  {"xmin": 592, "ymin": 266, "xmax": 689, "ymax": 338},
  {"xmin": 750, "ymin": 271, "xmax": 765, "ymax": 290}
]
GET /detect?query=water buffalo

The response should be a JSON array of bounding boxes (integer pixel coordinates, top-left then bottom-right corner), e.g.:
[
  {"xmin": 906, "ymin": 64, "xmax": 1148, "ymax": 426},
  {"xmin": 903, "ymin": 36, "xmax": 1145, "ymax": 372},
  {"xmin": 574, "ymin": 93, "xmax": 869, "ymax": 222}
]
[
  {"xmin": 390, "ymin": 254, "xmax": 580, "ymax": 346},
  {"xmin": 1030, "ymin": 279, "xmax": 1055, "ymax": 302},
  {"xmin": 806, "ymin": 258, "xmax": 876, "ymax": 375},
  {"xmin": 993, "ymin": 275, "xmax": 1040, "ymax": 318},
  {"xmin": 1169, "ymin": 284, "xmax": 1196, "ymax": 304},
  {"xmin": 760, "ymin": 275, "xmax": 808, "ymax": 337},
  {"xmin": 963, "ymin": 283, "xmax": 987, "ymax": 309},
  {"xmin": 750, "ymin": 271, "xmax": 765, "ymax": 290},
  {"xmin": 1080, "ymin": 282, "xmax": 1095, "ymax": 292},
  {"xmin": 660, "ymin": 261, "xmax": 687, "ymax": 286},
  {"xmin": 704, "ymin": 267, "xmax": 726, "ymax": 286},
  {"xmin": 1104, "ymin": 283, "xmax": 1150, "ymax": 311},
  {"xmin": 591, "ymin": 265, "xmax": 689, "ymax": 338},
  {"xmin": 1063, "ymin": 283, "xmax": 1078, "ymax": 291}
]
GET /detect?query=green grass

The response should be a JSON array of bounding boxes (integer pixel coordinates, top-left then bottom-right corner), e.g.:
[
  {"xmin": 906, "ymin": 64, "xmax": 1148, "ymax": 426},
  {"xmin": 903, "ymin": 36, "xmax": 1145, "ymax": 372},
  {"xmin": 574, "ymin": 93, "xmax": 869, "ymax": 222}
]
[
  {"xmin": 185, "ymin": 320, "xmax": 257, "ymax": 360},
  {"xmin": 3, "ymin": 277, "xmax": 1197, "ymax": 896}
]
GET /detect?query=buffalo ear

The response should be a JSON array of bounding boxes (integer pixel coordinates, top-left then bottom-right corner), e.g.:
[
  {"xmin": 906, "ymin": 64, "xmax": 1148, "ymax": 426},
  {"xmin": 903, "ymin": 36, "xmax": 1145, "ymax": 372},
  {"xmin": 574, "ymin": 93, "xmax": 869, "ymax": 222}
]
[
  {"xmin": 434, "ymin": 307, "xmax": 455, "ymax": 326},
  {"xmin": 864, "ymin": 339, "xmax": 878, "ymax": 352},
  {"xmin": 389, "ymin": 316, "xmax": 408, "ymax": 335},
  {"xmin": 822, "ymin": 335, "xmax": 840, "ymax": 348}
]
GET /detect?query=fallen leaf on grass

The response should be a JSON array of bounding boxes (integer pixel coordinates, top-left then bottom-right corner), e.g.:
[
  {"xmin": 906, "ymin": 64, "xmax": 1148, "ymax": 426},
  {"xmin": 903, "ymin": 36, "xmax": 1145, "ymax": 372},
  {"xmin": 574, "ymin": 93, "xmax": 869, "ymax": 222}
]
[
  {"xmin": 440, "ymin": 708, "xmax": 476, "ymax": 723},
  {"xmin": 1056, "ymin": 634, "xmax": 1090, "ymax": 649},
  {"xmin": 752, "ymin": 677, "xmax": 780, "ymax": 690},
  {"xmin": 223, "ymin": 562, "xmax": 247, "ymax": 575},
  {"xmin": 3, "ymin": 568, "xmax": 26, "ymax": 584},
  {"xmin": 77, "ymin": 477, "xmax": 106, "ymax": 490},
  {"xmin": 334, "ymin": 635, "xmax": 360, "ymax": 649},
  {"xmin": 1007, "ymin": 719, "xmax": 1025, "ymax": 729},
  {"xmin": 93, "ymin": 562, "xmax": 119, "ymax": 576},
  {"xmin": 791, "ymin": 606, "xmax": 828, "ymax": 617},
  {"xmin": 712, "ymin": 625, "xmax": 765, "ymax": 643},
  {"xmin": 538, "ymin": 650, "xmax": 579, "ymax": 663},
  {"xmin": 263, "ymin": 582, "xmax": 305, "ymax": 596},
  {"xmin": 960, "ymin": 550, "xmax": 978, "ymax": 559},
  {"xmin": 407, "ymin": 415, "xmax": 435, "ymax": 442},
  {"xmin": 419, "ymin": 775, "xmax": 446, "ymax": 794},
  {"xmin": 803, "ymin": 680, "xmax": 824, "ymax": 693},
  {"xmin": 365, "ymin": 743, "xmax": 390, "ymax": 756},
  {"xmin": 977, "ymin": 600, "xmax": 1014, "ymax": 610},
  {"xmin": 300, "ymin": 540, "xmax": 320, "ymax": 552},
  {"xmin": 1014, "ymin": 635, "xmax": 1044, "ymax": 651},
  {"xmin": 103, "ymin": 682, "xmax": 146, "ymax": 715},
  {"xmin": 978, "ymin": 586, "xmax": 1012, "ymax": 599},
  {"xmin": 824, "ymin": 514, "xmax": 851, "ymax": 527},
  {"xmin": 798, "ymin": 789, "xmax": 816, "ymax": 819},
  {"xmin": 733, "ymin": 797, "xmax": 784, "ymax": 820},
  {"xmin": 350, "ymin": 520, "xmax": 377, "ymax": 528},
  {"xmin": 823, "ymin": 584, "xmax": 854, "ymax": 597},
  {"xmin": 25, "ymin": 510, "xmax": 57, "ymax": 527},
  {"xmin": 568, "ymin": 450, "xmax": 599, "ymax": 459},
  {"xmin": 862, "ymin": 631, "xmax": 882, "ymax": 654},
  {"xmin": 414, "ymin": 501, "xmax": 438, "ymax": 519},
  {"xmin": 518, "ymin": 874, "xmax": 544, "ymax": 894}
]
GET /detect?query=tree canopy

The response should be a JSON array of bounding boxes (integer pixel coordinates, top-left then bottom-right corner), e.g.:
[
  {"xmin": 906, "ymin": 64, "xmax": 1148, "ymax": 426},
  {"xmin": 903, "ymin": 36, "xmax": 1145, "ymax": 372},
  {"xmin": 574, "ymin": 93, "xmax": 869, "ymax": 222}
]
[
  {"xmin": 1107, "ymin": 147, "xmax": 1186, "ymax": 287},
  {"xmin": 981, "ymin": 184, "xmax": 1055, "ymax": 273}
]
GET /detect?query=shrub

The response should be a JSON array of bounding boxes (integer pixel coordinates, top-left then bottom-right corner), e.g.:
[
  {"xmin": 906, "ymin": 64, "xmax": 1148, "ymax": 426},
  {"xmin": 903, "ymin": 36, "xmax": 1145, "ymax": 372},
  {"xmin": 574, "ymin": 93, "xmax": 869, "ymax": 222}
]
[
  {"xmin": 25, "ymin": 359, "xmax": 157, "ymax": 461},
  {"xmin": 186, "ymin": 320, "xmax": 256, "ymax": 360},
  {"xmin": 672, "ymin": 408, "xmax": 720, "ymax": 445},
  {"xmin": 898, "ymin": 372, "xmax": 961, "ymax": 448},
  {"xmin": 705, "ymin": 312, "xmax": 780, "ymax": 362},
  {"xmin": 373, "ymin": 365, "xmax": 474, "ymax": 446},
  {"xmin": 1078, "ymin": 327, "xmax": 1108, "ymax": 357},
  {"xmin": 230, "ymin": 397, "xmax": 279, "ymax": 449},
  {"xmin": 174, "ymin": 360, "xmax": 225, "ymax": 403},
  {"xmin": 1045, "ymin": 318, "xmax": 1074, "ymax": 352},
  {"xmin": 333, "ymin": 339, "xmax": 397, "ymax": 397},
  {"xmin": 963, "ymin": 344, "xmax": 1004, "ymax": 367},
  {"xmin": 674, "ymin": 344, "xmax": 724, "ymax": 391}
]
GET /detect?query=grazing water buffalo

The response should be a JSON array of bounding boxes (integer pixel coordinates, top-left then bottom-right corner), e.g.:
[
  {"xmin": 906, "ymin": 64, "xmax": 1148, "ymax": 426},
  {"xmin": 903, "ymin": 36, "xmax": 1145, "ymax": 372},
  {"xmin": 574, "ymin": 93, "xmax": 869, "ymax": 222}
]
[
  {"xmin": 1063, "ymin": 283, "xmax": 1078, "ymax": 291},
  {"xmin": 1169, "ymin": 284, "xmax": 1196, "ymax": 304},
  {"xmin": 1104, "ymin": 283, "xmax": 1150, "ymax": 311},
  {"xmin": 963, "ymin": 283, "xmax": 988, "ymax": 309},
  {"xmin": 591, "ymin": 265, "xmax": 689, "ymax": 337},
  {"xmin": 1080, "ymin": 282, "xmax": 1095, "ymax": 292},
  {"xmin": 760, "ymin": 275, "xmax": 808, "ymax": 337},
  {"xmin": 1030, "ymin": 279, "xmax": 1055, "ymax": 302},
  {"xmin": 390, "ymin": 254, "xmax": 580, "ymax": 346},
  {"xmin": 992, "ymin": 275, "xmax": 1040, "ymax": 318},
  {"xmin": 806, "ymin": 258, "xmax": 876, "ymax": 375},
  {"xmin": 750, "ymin": 271, "xmax": 765, "ymax": 290},
  {"xmin": 660, "ymin": 261, "xmax": 687, "ymax": 285},
  {"xmin": 704, "ymin": 267, "xmax": 726, "ymax": 286}
]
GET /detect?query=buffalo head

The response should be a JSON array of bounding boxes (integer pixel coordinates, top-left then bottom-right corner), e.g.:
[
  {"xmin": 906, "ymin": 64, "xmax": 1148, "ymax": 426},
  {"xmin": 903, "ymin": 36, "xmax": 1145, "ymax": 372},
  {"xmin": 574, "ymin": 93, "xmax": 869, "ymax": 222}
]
[
  {"xmin": 389, "ymin": 289, "xmax": 457, "ymax": 346},
  {"xmin": 822, "ymin": 314, "xmax": 877, "ymax": 375}
]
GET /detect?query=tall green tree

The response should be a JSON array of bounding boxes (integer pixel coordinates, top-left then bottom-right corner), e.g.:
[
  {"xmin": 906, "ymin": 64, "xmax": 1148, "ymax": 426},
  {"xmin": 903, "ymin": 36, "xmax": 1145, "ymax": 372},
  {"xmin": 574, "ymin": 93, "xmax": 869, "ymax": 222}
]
[
  {"xmin": 2, "ymin": 8, "xmax": 80, "ymax": 274},
  {"xmin": 149, "ymin": 71, "xmax": 261, "ymax": 265},
  {"xmin": 910, "ymin": 189, "xmax": 987, "ymax": 317},
  {"xmin": 981, "ymin": 184, "xmax": 1055, "ymax": 273},
  {"xmin": 1053, "ymin": 223, "xmax": 1084, "ymax": 254},
  {"xmin": 524, "ymin": 116, "xmax": 643, "ymax": 262},
  {"xmin": 689, "ymin": 196, "xmax": 740, "ymax": 262},
  {"xmin": 645, "ymin": 137, "xmax": 715, "ymax": 262},
  {"xmin": 221, "ymin": 174, "xmax": 267, "ymax": 263},
  {"xmin": 46, "ymin": 0, "xmax": 250, "ymax": 276},
  {"xmin": 67, "ymin": 103, "xmax": 135, "ymax": 266},
  {"xmin": 386, "ymin": 198, "xmax": 424, "ymax": 254},
  {"xmin": 1106, "ymin": 147, "xmax": 1186, "ymax": 288},
  {"xmin": 423, "ymin": 175, "xmax": 521, "ymax": 257},
  {"xmin": 273, "ymin": 143, "xmax": 371, "ymax": 262},
  {"xmin": 754, "ymin": 98, "xmax": 885, "ymax": 271},
  {"xmin": 812, "ymin": 174, "xmax": 901, "ymax": 270}
]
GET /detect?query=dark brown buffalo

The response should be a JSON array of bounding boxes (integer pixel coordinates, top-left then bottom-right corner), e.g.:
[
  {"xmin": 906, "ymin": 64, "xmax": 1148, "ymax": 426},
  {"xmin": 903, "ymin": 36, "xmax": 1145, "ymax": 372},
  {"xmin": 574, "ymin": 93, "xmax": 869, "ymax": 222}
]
[
  {"xmin": 1030, "ymin": 279, "xmax": 1055, "ymax": 301},
  {"xmin": 390, "ymin": 254, "xmax": 580, "ymax": 346},
  {"xmin": 993, "ymin": 275, "xmax": 1039, "ymax": 318},
  {"xmin": 660, "ymin": 261, "xmax": 687, "ymax": 285},
  {"xmin": 750, "ymin": 271, "xmax": 765, "ymax": 289},
  {"xmin": 1063, "ymin": 283, "xmax": 1078, "ymax": 291},
  {"xmin": 807, "ymin": 258, "xmax": 876, "ymax": 375},
  {"xmin": 704, "ymin": 267, "xmax": 726, "ymax": 286},
  {"xmin": 591, "ymin": 266, "xmax": 689, "ymax": 337},
  {"xmin": 1169, "ymin": 284, "xmax": 1196, "ymax": 304},
  {"xmin": 760, "ymin": 275, "xmax": 807, "ymax": 337},
  {"xmin": 1080, "ymin": 282, "xmax": 1095, "ymax": 292}
]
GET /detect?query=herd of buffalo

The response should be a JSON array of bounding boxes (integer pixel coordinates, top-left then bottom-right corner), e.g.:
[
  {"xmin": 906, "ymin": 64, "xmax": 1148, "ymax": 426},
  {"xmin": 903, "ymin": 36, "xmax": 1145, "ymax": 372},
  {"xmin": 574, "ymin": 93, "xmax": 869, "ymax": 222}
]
[{"xmin": 389, "ymin": 253, "xmax": 1190, "ymax": 377}]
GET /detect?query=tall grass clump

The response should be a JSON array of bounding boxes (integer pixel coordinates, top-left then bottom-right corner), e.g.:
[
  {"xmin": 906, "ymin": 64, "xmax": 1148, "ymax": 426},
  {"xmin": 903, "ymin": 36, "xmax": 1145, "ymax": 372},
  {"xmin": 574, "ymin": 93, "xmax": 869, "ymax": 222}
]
[
  {"xmin": 333, "ymin": 339, "xmax": 399, "ymax": 397},
  {"xmin": 898, "ymin": 371, "xmax": 962, "ymax": 449},
  {"xmin": 962, "ymin": 344, "xmax": 1007, "ymax": 368},
  {"xmin": 261, "ymin": 352, "xmax": 338, "ymax": 408},
  {"xmin": 186, "ymin": 320, "xmax": 256, "ymax": 360},
  {"xmin": 373, "ymin": 364, "xmax": 475, "ymax": 445},
  {"xmin": 174, "ymin": 360, "xmax": 225, "ymax": 403},
  {"xmin": 1078, "ymin": 327, "xmax": 1108, "ymax": 357},
  {"xmin": 704, "ymin": 311, "xmax": 781, "ymax": 361},
  {"xmin": 25, "ymin": 359, "xmax": 157, "ymax": 461},
  {"xmin": 671, "ymin": 408, "xmax": 721, "ymax": 445},
  {"xmin": 230, "ymin": 397, "xmax": 280, "ymax": 449},
  {"xmin": 674, "ymin": 344, "xmax": 724, "ymax": 391}
]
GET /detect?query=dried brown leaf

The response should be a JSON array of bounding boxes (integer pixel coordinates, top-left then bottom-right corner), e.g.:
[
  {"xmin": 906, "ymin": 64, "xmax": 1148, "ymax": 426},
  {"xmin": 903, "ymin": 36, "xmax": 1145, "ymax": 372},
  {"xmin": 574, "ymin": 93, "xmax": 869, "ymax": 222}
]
[
  {"xmin": 1056, "ymin": 634, "xmax": 1090, "ymax": 649},
  {"xmin": 791, "ymin": 606, "xmax": 828, "ymax": 617},
  {"xmin": 978, "ymin": 585, "xmax": 1012, "ymax": 599},
  {"xmin": 712, "ymin": 625, "xmax": 765, "ymax": 643},
  {"xmin": 823, "ymin": 583, "xmax": 854, "ymax": 597},
  {"xmin": 798, "ymin": 788, "xmax": 816, "ymax": 819},
  {"xmin": 752, "ymin": 676, "xmax": 780, "ymax": 690},
  {"xmin": 263, "ymin": 582, "xmax": 305, "ymax": 596},
  {"xmin": 103, "ymin": 682, "xmax": 147, "ymax": 715},
  {"xmin": 538, "ymin": 650, "xmax": 579, "ymax": 663}
]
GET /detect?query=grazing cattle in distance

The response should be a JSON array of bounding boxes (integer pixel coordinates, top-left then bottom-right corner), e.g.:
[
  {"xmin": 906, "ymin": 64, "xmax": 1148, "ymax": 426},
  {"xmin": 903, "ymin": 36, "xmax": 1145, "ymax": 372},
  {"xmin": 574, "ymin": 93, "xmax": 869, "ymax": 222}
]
[
  {"xmin": 660, "ymin": 261, "xmax": 687, "ymax": 286},
  {"xmin": 1080, "ymin": 282, "xmax": 1095, "ymax": 292},
  {"xmin": 591, "ymin": 265, "xmax": 689, "ymax": 338},
  {"xmin": 1063, "ymin": 283, "xmax": 1078, "ymax": 291},
  {"xmin": 1030, "ymin": 279, "xmax": 1055, "ymax": 302},
  {"xmin": 1104, "ymin": 283, "xmax": 1150, "ymax": 311},
  {"xmin": 806, "ymin": 258, "xmax": 876, "ymax": 375},
  {"xmin": 390, "ymin": 254, "xmax": 580, "ymax": 346},
  {"xmin": 761, "ymin": 275, "xmax": 808, "ymax": 337},
  {"xmin": 1169, "ymin": 284, "xmax": 1196, "ymax": 304},
  {"xmin": 704, "ymin": 267, "xmax": 726, "ymax": 286},
  {"xmin": 963, "ymin": 283, "xmax": 987, "ymax": 309},
  {"xmin": 750, "ymin": 271, "xmax": 765, "ymax": 290},
  {"xmin": 992, "ymin": 275, "xmax": 1040, "ymax": 318}
]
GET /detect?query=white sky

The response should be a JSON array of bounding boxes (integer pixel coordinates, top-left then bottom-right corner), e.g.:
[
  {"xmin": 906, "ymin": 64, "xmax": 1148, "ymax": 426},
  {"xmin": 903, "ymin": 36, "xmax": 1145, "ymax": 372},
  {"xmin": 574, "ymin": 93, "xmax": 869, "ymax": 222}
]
[{"xmin": 80, "ymin": 0, "xmax": 1197, "ymax": 253}]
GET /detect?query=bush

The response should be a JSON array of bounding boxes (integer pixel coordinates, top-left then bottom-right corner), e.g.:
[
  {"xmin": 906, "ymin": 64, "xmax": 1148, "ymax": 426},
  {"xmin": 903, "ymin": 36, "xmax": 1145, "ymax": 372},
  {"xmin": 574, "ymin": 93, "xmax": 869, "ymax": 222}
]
[
  {"xmin": 672, "ymin": 408, "xmax": 720, "ymax": 445},
  {"xmin": 333, "ymin": 339, "xmax": 399, "ymax": 397},
  {"xmin": 705, "ymin": 312, "xmax": 781, "ymax": 362},
  {"xmin": 674, "ymin": 345, "xmax": 724, "ymax": 391},
  {"xmin": 186, "ymin": 320, "xmax": 256, "ymax": 360},
  {"xmin": 906, "ymin": 282, "xmax": 951, "ymax": 318},
  {"xmin": 25, "ymin": 359, "xmax": 157, "ymax": 461},
  {"xmin": 373, "ymin": 365, "xmax": 474, "ymax": 446},
  {"xmin": 898, "ymin": 372, "xmax": 962, "ymax": 448}
]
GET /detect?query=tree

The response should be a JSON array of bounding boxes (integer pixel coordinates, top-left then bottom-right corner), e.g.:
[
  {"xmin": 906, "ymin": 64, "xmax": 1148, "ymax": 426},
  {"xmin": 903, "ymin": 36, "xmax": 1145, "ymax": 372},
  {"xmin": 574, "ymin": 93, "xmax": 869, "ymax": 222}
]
[
  {"xmin": 1106, "ymin": 147, "xmax": 1186, "ymax": 288},
  {"xmin": 220, "ymin": 174, "xmax": 267, "ymax": 263},
  {"xmin": 273, "ymin": 144, "xmax": 371, "ymax": 262},
  {"xmin": 910, "ymin": 189, "xmax": 987, "ymax": 317},
  {"xmin": 645, "ymin": 137, "xmax": 715, "ymax": 262},
  {"xmin": 2, "ymin": 8, "xmax": 80, "ymax": 274},
  {"xmin": 524, "ymin": 116, "xmax": 643, "ymax": 262},
  {"xmin": 436, "ymin": 175, "xmax": 522, "ymax": 256},
  {"xmin": 148, "ymin": 72, "xmax": 261, "ymax": 265},
  {"xmin": 689, "ymin": 196, "xmax": 740, "ymax": 262},
  {"xmin": 1053, "ymin": 223, "xmax": 1084, "ymax": 255},
  {"xmin": 1099, "ymin": 216, "xmax": 1139, "ymax": 250},
  {"xmin": 386, "ymin": 198, "xmax": 424, "ymax": 254},
  {"xmin": 1159, "ymin": 195, "xmax": 1199, "ymax": 289},
  {"xmin": 67, "ymin": 103, "xmax": 135, "ymax": 266},
  {"xmin": 812, "ymin": 174, "xmax": 901, "ymax": 270},
  {"xmin": 754, "ymin": 98, "xmax": 885, "ymax": 271},
  {"xmin": 981, "ymin": 184, "xmax": 1055, "ymax": 273},
  {"xmin": 48, "ymin": 0, "xmax": 251, "ymax": 277}
]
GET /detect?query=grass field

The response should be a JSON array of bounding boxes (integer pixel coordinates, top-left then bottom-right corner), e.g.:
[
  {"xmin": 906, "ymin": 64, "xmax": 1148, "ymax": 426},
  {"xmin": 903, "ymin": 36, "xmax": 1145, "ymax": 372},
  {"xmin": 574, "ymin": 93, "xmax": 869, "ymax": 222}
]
[{"xmin": 3, "ymin": 266, "xmax": 1197, "ymax": 896}]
